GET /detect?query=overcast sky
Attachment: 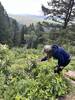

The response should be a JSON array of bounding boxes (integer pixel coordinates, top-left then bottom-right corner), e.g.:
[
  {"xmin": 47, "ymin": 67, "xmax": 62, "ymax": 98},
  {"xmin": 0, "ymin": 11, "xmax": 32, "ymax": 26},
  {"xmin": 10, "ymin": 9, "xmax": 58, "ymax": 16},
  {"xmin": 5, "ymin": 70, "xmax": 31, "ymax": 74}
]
[{"xmin": 0, "ymin": 0, "xmax": 49, "ymax": 15}]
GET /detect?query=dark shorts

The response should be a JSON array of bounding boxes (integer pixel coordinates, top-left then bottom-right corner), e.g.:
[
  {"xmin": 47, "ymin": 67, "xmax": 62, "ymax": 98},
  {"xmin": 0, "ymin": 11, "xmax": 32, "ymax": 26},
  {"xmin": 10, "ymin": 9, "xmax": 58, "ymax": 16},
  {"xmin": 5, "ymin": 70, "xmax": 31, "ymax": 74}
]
[
  {"xmin": 54, "ymin": 58, "xmax": 71, "ymax": 74},
  {"xmin": 60, "ymin": 58, "xmax": 71, "ymax": 67}
]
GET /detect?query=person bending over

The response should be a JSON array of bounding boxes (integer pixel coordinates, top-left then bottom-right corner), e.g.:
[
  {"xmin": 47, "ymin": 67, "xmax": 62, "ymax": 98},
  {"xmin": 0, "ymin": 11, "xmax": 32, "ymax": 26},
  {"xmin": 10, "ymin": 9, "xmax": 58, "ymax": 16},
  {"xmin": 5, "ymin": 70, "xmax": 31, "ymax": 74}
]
[{"xmin": 41, "ymin": 44, "xmax": 71, "ymax": 74}]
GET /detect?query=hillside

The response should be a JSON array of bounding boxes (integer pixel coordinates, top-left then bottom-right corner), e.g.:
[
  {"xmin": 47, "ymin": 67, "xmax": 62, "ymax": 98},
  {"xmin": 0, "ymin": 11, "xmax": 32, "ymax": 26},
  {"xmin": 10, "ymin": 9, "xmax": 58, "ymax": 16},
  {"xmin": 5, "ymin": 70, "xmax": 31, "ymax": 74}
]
[
  {"xmin": 0, "ymin": 2, "xmax": 21, "ymax": 45},
  {"xmin": 9, "ymin": 14, "xmax": 45, "ymax": 26},
  {"xmin": 0, "ymin": 44, "xmax": 75, "ymax": 100}
]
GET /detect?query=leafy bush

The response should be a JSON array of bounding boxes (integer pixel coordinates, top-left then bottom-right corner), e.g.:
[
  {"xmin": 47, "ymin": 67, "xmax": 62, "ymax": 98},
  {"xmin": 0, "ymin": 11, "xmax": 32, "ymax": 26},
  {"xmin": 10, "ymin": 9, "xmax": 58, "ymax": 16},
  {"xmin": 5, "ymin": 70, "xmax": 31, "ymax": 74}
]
[{"xmin": 0, "ymin": 44, "xmax": 74, "ymax": 100}]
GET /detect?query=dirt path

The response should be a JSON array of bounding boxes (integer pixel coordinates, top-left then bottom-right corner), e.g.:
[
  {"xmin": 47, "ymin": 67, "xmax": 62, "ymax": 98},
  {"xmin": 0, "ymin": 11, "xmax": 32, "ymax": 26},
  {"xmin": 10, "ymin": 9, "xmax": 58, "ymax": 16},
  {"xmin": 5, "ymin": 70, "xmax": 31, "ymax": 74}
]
[
  {"xmin": 64, "ymin": 71, "xmax": 75, "ymax": 100},
  {"xmin": 58, "ymin": 71, "xmax": 75, "ymax": 100},
  {"xmin": 58, "ymin": 94, "xmax": 75, "ymax": 100},
  {"xmin": 65, "ymin": 94, "xmax": 75, "ymax": 100},
  {"xmin": 64, "ymin": 71, "xmax": 75, "ymax": 84}
]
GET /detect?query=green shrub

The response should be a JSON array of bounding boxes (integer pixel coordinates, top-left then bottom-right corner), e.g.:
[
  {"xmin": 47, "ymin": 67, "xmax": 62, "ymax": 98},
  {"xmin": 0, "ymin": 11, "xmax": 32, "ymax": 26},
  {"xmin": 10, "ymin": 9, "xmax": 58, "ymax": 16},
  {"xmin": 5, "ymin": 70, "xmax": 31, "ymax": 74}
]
[{"xmin": 0, "ymin": 44, "xmax": 73, "ymax": 100}]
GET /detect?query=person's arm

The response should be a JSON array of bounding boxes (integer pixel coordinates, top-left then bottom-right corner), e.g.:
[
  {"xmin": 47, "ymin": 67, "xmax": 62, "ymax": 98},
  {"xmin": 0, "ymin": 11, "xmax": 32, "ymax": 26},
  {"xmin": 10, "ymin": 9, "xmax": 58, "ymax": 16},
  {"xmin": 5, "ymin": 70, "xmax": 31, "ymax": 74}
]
[
  {"xmin": 41, "ymin": 56, "xmax": 48, "ymax": 61},
  {"xmin": 41, "ymin": 51, "xmax": 52, "ymax": 62}
]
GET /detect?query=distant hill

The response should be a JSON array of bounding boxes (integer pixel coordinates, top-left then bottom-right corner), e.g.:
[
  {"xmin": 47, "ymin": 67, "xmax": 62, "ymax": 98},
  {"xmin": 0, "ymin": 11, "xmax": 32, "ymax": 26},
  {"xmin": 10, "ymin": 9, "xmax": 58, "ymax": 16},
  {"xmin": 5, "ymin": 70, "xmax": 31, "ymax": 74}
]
[
  {"xmin": 9, "ymin": 14, "xmax": 62, "ymax": 26},
  {"xmin": 9, "ymin": 14, "xmax": 45, "ymax": 26}
]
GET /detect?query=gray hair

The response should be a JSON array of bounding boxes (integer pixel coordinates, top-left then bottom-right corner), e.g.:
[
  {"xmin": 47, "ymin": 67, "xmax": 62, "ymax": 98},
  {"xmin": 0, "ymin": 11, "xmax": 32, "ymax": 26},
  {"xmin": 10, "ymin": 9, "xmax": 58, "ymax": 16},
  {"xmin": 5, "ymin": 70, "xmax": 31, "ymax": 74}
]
[{"xmin": 43, "ymin": 45, "xmax": 52, "ymax": 53}]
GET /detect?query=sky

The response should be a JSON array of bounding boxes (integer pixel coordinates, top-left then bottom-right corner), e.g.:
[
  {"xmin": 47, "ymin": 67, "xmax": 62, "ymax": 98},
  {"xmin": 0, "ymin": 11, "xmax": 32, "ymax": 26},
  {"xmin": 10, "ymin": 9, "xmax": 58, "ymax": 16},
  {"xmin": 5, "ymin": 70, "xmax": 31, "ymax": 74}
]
[{"xmin": 0, "ymin": 0, "xmax": 49, "ymax": 15}]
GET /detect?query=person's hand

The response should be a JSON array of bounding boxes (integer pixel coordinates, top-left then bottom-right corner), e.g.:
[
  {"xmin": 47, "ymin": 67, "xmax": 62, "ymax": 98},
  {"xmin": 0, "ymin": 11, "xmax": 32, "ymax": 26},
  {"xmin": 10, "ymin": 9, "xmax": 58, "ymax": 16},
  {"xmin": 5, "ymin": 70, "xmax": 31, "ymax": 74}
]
[
  {"xmin": 54, "ymin": 67, "xmax": 58, "ymax": 73},
  {"xmin": 54, "ymin": 66, "xmax": 63, "ymax": 74},
  {"xmin": 54, "ymin": 66, "xmax": 61, "ymax": 74}
]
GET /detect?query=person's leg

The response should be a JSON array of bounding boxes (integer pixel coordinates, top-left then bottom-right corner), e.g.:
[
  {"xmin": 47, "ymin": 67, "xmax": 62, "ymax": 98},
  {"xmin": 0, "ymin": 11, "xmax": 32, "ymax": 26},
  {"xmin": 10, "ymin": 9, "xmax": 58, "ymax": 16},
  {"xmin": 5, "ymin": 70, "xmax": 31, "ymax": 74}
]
[
  {"xmin": 54, "ymin": 58, "xmax": 71, "ymax": 74},
  {"xmin": 54, "ymin": 65, "xmax": 64, "ymax": 74},
  {"xmin": 63, "ymin": 59, "xmax": 71, "ymax": 67}
]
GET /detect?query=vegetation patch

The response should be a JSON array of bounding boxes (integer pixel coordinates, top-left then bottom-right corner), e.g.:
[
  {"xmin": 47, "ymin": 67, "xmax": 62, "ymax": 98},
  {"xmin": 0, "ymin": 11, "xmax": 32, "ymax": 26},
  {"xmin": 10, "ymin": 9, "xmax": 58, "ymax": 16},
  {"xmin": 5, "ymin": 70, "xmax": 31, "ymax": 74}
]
[{"xmin": 0, "ymin": 44, "xmax": 74, "ymax": 100}]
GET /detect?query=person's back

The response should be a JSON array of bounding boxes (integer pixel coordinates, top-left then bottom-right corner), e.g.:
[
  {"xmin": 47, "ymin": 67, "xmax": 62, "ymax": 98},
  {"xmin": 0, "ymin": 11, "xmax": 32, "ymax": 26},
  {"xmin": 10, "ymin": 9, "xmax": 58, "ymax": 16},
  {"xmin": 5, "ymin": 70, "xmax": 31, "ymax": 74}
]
[{"xmin": 51, "ymin": 45, "xmax": 70, "ymax": 66}]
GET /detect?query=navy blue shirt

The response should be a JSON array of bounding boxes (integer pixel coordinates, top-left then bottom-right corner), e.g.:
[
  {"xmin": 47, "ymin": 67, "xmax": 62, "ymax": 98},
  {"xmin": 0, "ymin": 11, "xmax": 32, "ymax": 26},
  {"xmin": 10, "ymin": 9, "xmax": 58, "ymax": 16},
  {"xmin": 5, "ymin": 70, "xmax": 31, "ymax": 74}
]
[{"xmin": 51, "ymin": 45, "xmax": 70, "ymax": 66}]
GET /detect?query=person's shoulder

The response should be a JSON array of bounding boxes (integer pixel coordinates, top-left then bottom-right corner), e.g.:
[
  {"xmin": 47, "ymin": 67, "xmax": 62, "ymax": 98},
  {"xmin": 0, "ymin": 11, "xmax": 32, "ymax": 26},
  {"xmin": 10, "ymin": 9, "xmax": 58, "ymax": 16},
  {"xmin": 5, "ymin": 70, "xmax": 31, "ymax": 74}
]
[
  {"xmin": 58, "ymin": 47, "xmax": 64, "ymax": 52},
  {"xmin": 51, "ymin": 44, "xmax": 59, "ymax": 55},
  {"xmin": 51, "ymin": 44, "xmax": 59, "ymax": 50}
]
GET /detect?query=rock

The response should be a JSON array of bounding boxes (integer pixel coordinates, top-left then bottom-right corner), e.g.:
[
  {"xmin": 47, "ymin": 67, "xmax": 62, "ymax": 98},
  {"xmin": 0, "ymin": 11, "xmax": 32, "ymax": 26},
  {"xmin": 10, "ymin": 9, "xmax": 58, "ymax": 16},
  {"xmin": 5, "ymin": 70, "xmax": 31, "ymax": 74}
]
[{"xmin": 65, "ymin": 71, "xmax": 75, "ymax": 78}]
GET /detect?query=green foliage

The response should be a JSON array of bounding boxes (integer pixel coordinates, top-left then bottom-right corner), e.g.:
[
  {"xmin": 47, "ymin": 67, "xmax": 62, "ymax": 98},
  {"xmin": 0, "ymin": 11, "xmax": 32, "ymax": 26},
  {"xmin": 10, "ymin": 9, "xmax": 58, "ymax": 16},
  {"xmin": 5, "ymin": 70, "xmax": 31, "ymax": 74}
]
[
  {"xmin": 20, "ymin": 22, "xmax": 75, "ymax": 53},
  {"xmin": 0, "ymin": 44, "xmax": 74, "ymax": 100}
]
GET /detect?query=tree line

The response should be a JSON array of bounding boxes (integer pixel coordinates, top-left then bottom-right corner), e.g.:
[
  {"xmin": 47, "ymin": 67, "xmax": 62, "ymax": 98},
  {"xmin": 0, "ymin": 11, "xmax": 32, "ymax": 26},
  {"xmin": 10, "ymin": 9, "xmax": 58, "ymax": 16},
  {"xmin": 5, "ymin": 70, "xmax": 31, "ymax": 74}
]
[{"xmin": 0, "ymin": 0, "xmax": 75, "ymax": 48}]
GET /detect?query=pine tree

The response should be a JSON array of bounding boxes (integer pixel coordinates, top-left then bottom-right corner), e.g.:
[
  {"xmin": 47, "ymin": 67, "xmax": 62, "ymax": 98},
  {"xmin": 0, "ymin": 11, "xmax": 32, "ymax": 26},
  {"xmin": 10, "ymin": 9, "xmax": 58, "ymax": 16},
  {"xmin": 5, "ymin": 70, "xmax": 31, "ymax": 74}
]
[{"xmin": 42, "ymin": 0, "xmax": 75, "ymax": 28}]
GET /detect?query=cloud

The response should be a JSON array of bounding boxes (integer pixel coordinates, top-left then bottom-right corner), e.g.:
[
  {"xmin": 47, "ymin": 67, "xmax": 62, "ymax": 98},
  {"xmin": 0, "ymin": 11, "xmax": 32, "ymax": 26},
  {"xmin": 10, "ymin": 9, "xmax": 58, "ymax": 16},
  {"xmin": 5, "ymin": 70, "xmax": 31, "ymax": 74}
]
[{"xmin": 0, "ymin": 0, "xmax": 49, "ymax": 15}]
